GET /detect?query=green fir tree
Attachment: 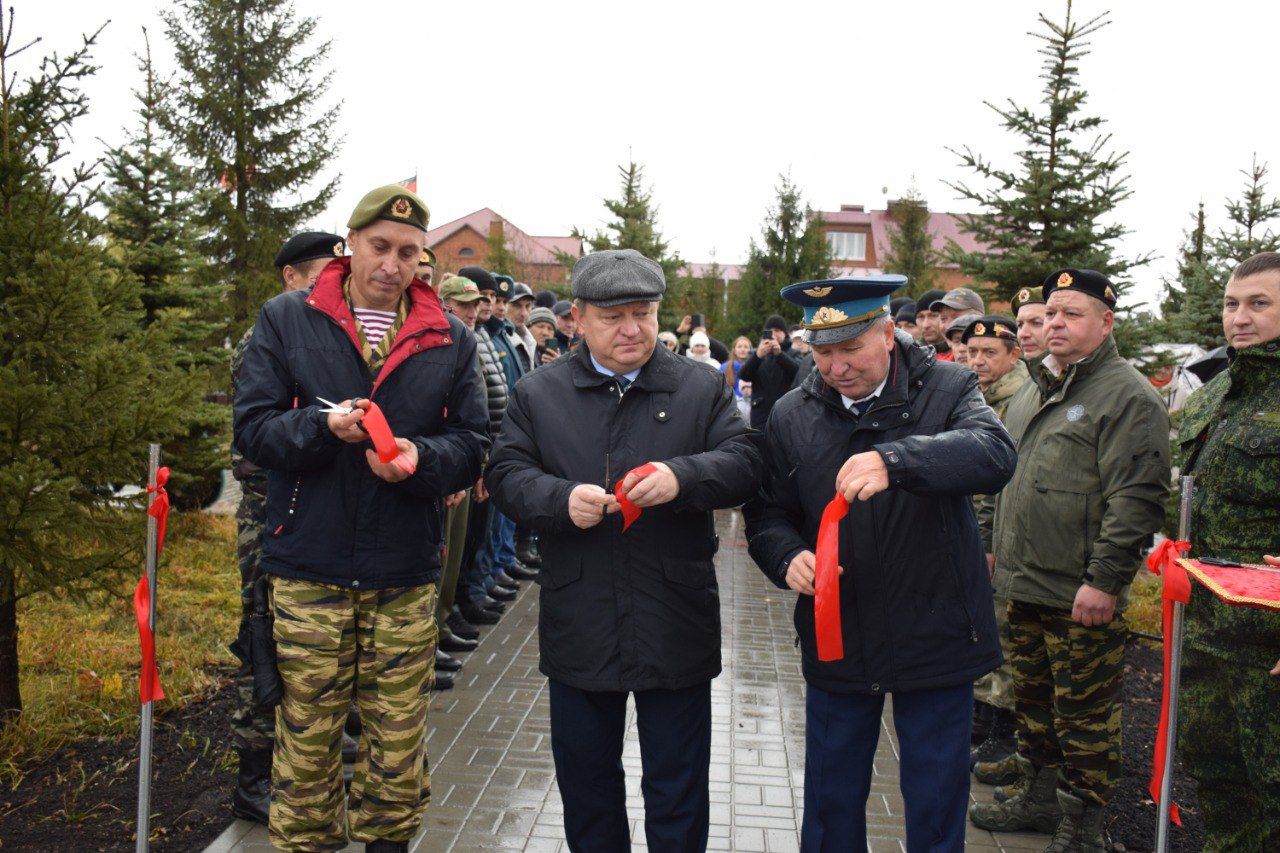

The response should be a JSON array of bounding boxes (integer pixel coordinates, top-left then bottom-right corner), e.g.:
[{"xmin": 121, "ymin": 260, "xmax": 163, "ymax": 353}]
[
  {"xmin": 164, "ymin": 0, "xmax": 341, "ymax": 340},
  {"xmin": 881, "ymin": 188, "xmax": 940, "ymax": 297},
  {"xmin": 727, "ymin": 175, "xmax": 830, "ymax": 338},
  {"xmin": 0, "ymin": 11, "xmax": 200, "ymax": 719},
  {"xmin": 483, "ymin": 218, "xmax": 522, "ymax": 278},
  {"xmin": 946, "ymin": 1, "xmax": 1150, "ymax": 312}
]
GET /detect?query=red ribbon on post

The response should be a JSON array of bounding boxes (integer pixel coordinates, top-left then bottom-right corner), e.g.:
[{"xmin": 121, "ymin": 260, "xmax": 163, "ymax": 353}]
[
  {"xmin": 814, "ymin": 495, "xmax": 849, "ymax": 662},
  {"xmin": 614, "ymin": 463, "xmax": 659, "ymax": 532},
  {"xmin": 1145, "ymin": 538, "xmax": 1191, "ymax": 827},
  {"xmin": 135, "ymin": 467, "xmax": 171, "ymax": 705},
  {"xmin": 361, "ymin": 402, "xmax": 417, "ymax": 475}
]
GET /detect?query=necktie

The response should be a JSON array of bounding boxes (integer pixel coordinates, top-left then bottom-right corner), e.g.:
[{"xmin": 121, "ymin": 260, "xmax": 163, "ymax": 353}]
[{"xmin": 616, "ymin": 375, "xmax": 632, "ymax": 392}]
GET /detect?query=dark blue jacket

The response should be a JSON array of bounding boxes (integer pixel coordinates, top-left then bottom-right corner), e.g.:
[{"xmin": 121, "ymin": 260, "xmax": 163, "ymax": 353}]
[
  {"xmin": 233, "ymin": 258, "xmax": 489, "ymax": 589},
  {"xmin": 484, "ymin": 315, "xmax": 525, "ymax": 390},
  {"xmin": 745, "ymin": 331, "xmax": 1016, "ymax": 695}
]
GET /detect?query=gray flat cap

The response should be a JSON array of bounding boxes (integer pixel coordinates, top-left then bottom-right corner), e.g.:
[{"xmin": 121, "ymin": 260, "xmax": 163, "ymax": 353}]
[
  {"xmin": 552, "ymin": 299, "xmax": 574, "ymax": 317},
  {"xmin": 528, "ymin": 306, "xmax": 556, "ymax": 328},
  {"xmin": 571, "ymin": 249, "xmax": 666, "ymax": 307},
  {"xmin": 930, "ymin": 287, "xmax": 985, "ymax": 314}
]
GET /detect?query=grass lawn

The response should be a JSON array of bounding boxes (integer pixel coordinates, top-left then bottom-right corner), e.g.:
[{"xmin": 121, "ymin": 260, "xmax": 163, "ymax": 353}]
[
  {"xmin": 1127, "ymin": 564, "xmax": 1164, "ymax": 638},
  {"xmin": 0, "ymin": 512, "xmax": 239, "ymax": 782}
]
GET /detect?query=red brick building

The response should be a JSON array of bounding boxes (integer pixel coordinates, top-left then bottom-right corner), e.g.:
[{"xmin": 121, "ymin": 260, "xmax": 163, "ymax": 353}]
[
  {"xmin": 425, "ymin": 208, "xmax": 581, "ymax": 289},
  {"xmin": 813, "ymin": 201, "xmax": 990, "ymax": 292}
]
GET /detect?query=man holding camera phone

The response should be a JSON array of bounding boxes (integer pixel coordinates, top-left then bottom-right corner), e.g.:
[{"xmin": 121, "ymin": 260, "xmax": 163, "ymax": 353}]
[{"xmin": 738, "ymin": 314, "xmax": 800, "ymax": 429}]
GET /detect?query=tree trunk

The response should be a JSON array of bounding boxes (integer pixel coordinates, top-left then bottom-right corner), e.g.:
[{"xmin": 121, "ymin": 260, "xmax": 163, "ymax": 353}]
[{"xmin": 0, "ymin": 584, "xmax": 21, "ymax": 721}]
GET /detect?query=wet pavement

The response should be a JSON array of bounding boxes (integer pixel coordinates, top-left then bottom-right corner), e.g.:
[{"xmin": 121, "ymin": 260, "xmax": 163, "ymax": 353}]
[{"xmin": 207, "ymin": 509, "xmax": 1046, "ymax": 852}]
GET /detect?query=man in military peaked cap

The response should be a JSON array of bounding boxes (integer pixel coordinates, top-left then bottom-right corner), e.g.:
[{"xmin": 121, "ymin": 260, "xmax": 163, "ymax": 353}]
[
  {"xmin": 746, "ymin": 275, "xmax": 1016, "ymax": 850},
  {"xmin": 485, "ymin": 248, "xmax": 760, "ymax": 851}
]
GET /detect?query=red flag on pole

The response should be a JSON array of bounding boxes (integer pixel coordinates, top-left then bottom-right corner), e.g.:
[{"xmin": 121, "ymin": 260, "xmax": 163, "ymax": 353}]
[
  {"xmin": 135, "ymin": 467, "xmax": 171, "ymax": 704},
  {"xmin": 397, "ymin": 174, "xmax": 418, "ymax": 194},
  {"xmin": 1145, "ymin": 538, "xmax": 1191, "ymax": 826}
]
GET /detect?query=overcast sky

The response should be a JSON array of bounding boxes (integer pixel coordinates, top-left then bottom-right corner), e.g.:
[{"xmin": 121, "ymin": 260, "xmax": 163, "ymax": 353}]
[{"xmin": 24, "ymin": 0, "xmax": 1280, "ymax": 308}]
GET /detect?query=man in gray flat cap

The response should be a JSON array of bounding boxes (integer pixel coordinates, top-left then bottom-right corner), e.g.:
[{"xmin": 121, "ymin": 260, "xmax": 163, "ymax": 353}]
[{"xmin": 486, "ymin": 248, "xmax": 762, "ymax": 852}]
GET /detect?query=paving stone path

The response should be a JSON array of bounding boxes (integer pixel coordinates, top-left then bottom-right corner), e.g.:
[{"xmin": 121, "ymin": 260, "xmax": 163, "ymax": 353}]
[{"xmin": 207, "ymin": 510, "xmax": 1046, "ymax": 852}]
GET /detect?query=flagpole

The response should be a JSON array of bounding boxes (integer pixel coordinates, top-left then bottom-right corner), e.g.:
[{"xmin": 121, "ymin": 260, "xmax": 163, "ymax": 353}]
[
  {"xmin": 135, "ymin": 444, "xmax": 162, "ymax": 853},
  {"xmin": 1156, "ymin": 474, "xmax": 1193, "ymax": 853}
]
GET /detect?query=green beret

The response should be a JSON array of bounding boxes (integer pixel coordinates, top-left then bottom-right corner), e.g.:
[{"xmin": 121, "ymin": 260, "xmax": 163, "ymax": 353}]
[
  {"xmin": 419, "ymin": 247, "xmax": 437, "ymax": 266},
  {"xmin": 347, "ymin": 185, "xmax": 430, "ymax": 232},
  {"xmin": 1012, "ymin": 286, "xmax": 1045, "ymax": 313}
]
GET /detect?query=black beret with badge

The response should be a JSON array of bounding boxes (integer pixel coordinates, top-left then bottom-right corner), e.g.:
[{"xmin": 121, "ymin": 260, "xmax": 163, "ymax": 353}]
[
  {"xmin": 274, "ymin": 231, "xmax": 346, "ymax": 269},
  {"xmin": 961, "ymin": 314, "xmax": 1019, "ymax": 346},
  {"xmin": 346, "ymin": 184, "xmax": 430, "ymax": 232},
  {"xmin": 1041, "ymin": 268, "xmax": 1117, "ymax": 308},
  {"xmin": 571, "ymin": 249, "xmax": 666, "ymax": 307}
]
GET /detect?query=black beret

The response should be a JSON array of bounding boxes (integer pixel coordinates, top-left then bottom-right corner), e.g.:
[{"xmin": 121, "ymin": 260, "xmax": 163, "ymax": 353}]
[
  {"xmin": 915, "ymin": 288, "xmax": 946, "ymax": 315},
  {"xmin": 1041, "ymin": 268, "xmax": 1117, "ymax": 308},
  {"xmin": 961, "ymin": 314, "xmax": 1019, "ymax": 346},
  {"xmin": 274, "ymin": 231, "xmax": 345, "ymax": 269},
  {"xmin": 458, "ymin": 266, "xmax": 498, "ymax": 294}
]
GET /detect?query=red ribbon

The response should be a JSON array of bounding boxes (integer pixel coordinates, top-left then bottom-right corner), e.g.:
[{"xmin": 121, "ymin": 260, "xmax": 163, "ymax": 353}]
[
  {"xmin": 1145, "ymin": 538, "xmax": 1191, "ymax": 826},
  {"xmin": 814, "ymin": 495, "xmax": 849, "ymax": 662},
  {"xmin": 362, "ymin": 402, "xmax": 417, "ymax": 475},
  {"xmin": 135, "ymin": 467, "xmax": 171, "ymax": 705},
  {"xmin": 614, "ymin": 463, "xmax": 658, "ymax": 531}
]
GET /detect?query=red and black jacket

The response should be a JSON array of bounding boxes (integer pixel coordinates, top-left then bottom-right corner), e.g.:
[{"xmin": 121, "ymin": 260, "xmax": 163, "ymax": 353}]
[{"xmin": 233, "ymin": 258, "xmax": 489, "ymax": 589}]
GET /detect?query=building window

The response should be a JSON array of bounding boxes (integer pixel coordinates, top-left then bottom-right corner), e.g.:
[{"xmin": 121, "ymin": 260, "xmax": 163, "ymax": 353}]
[
  {"xmin": 826, "ymin": 231, "xmax": 866, "ymax": 261},
  {"xmin": 459, "ymin": 247, "xmax": 474, "ymax": 257}
]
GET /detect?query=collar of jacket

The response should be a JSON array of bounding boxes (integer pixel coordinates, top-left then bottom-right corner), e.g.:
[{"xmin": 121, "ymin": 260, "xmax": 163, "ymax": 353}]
[
  {"xmin": 800, "ymin": 329, "xmax": 934, "ymax": 421},
  {"xmin": 1224, "ymin": 337, "xmax": 1280, "ymax": 395},
  {"xmin": 984, "ymin": 358, "xmax": 1030, "ymax": 406},
  {"xmin": 568, "ymin": 341, "xmax": 681, "ymax": 393},
  {"xmin": 305, "ymin": 257, "xmax": 452, "ymax": 391},
  {"xmin": 1031, "ymin": 334, "xmax": 1120, "ymax": 398},
  {"xmin": 483, "ymin": 315, "xmax": 515, "ymax": 337}
]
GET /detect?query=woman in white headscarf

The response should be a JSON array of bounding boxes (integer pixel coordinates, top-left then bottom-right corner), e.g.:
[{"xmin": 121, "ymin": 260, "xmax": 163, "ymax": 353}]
[{"xmin": 685, "ymin": 331, "xmax": 721, "ymax": 369}]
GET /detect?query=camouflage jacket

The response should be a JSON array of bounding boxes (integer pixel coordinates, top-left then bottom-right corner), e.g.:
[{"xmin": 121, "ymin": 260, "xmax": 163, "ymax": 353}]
[
  {"xmin": 975, "ymin": 359, "xmax": 1030, "ymax": 531},
  {"xmin": 1179, "ymin": 340, "xmax": 1280, "ymax": 664},
  {"xmin": 989, "ymin": 336, "xmax": 1171, "ymax": 609}
]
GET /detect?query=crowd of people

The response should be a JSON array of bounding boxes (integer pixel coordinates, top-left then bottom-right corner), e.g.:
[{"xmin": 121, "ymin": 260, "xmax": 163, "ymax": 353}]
[{"xmin": 227, "ymin": 183, "xmax": 1280, "ymax": 853}]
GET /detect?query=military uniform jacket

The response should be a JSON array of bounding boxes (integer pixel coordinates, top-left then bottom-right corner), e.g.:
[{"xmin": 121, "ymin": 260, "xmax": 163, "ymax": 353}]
[
  {"xmin": 975, "ymin": 360, "xmax": 1030, "ymax": 530},
  {"xmin": 988, "ymin": 336, "xmax": 1170, "ymax": 609},
  {"xmin": 485, "ymin": 344, "xmax": 761, "ymax": 692},
  {"xmin": 746, "ymin": 332, "xmax": 1017, "ymax": 695},
  {"xmin": 233, "ymin": 258, "xmax": 490, "ymax": 590},
  {"xmin": 1178, "ymin": 341, "xmax": 1280, "ymax": 665}
]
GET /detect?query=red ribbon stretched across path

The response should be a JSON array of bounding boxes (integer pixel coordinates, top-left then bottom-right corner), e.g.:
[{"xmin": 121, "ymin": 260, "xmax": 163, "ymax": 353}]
[
  {"xmin": 1145, "ymin": 538, "xmax": 1191, "ymax": 827},
  {"xmin": 361, "ymin": 402, "xmax": 417, "ymax": 475},
  {"xmin": 814, "ymin": 495, "xmax": 849, "ymax": 662},
  {"xmin": 613, "ymin": 463, "xmax": 658, "ymax": 531},
  {"xmin": 135, "ymin": 467, "xmax": 171, "ymax": 705}
]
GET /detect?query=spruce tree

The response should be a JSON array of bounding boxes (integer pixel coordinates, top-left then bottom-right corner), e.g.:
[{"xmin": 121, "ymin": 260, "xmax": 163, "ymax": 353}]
[
  {"xmin": 164, "ymin": 0, "xmax": 341, "ymax": 339},
  {"xmin": 484, "ymin": 218, "xmax": 522, "ymax": 278},
  {"xmin": 881, "ymin": 188, "xmax": 940, "ymax": 297},
  {"xmin": 946, "ymin": 1, "xmax": 1150, "ymax": 308},
  {"xmin": 726, "ymin": 175, "xmax": 830, "ymax": 338},
  {"xmin": 1160, "ymin": 203, "xmax": 1207, "ymax": 319},
  {"xmin": 0, "ymin": 11, "xmax": 199, "ymax": 719}
]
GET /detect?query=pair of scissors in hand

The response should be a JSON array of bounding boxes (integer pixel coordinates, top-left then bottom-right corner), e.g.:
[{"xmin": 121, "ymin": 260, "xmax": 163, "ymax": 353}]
[{"xmin": 317, "ymin": 396, "xmax": 363, "ymax": 415}]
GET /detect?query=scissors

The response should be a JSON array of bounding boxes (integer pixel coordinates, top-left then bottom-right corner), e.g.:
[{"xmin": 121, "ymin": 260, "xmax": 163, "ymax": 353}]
[{"xmin": 316, "ymin": 396, "xmax": 361, "ymax": 415}]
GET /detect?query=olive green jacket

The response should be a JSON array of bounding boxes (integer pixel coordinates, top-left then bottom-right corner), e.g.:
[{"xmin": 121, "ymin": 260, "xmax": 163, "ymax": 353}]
[
  {"xmin": 1179, "ymin": 341, "xmax": 1280, "ymax": 664},
  {"xmin": 974, "ymin": 359, "xmax": 1030, "ymax": 524},
  {"xmin": 985, "ymin": 336, "xmax": 1171, "ymax": 609}
]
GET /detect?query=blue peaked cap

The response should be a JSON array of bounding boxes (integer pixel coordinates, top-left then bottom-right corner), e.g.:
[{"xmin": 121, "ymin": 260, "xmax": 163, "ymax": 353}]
[{"xmin": 780, "ymin": 274, "xmax": 907, "ymax": 345}]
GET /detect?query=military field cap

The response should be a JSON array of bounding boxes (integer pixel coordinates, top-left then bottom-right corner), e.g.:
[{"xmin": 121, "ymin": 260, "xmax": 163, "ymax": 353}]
[
  {"xmin": 1012, "ymin": 285, "xmax": 1045, "ymax": 313},
  {"xmin": 571, "ymin": 249, "xmax": 666, "ymax": 307},
  {"xmin": 419, "ymin": 247, "xmax": 437, "ymax": 266},
  {"xmin": 945, "ymin": 314, "xmax": 979, "ymax": 340},
  {"xmin": 1041, "ymin": 268, "xmax": 1117, "ymax": 308},
  {"xmin": 347, "ymin": 184, "xmax": 430, "ymax": 232},
  {"xmin": 961, "ymin": 315, "xmax": 1019, "ymax": 346},
  {"xmin": 458, "ymin": 265, "xmax": 498, "ymax": 294},
  {"xmin": 438, "ymin": 275, "xmax": 483, "ymax": 303},
  {"xmin": 915, "ymin": 288, "xmax": 946, "ymax": 315},
  {"xmin": 274, "ymin": 231, "xmax": 345, "ymax": 269},
  {"xmin": 528, "ymin": 306, "xmax": 556, "ymax": 329},
  {"xmin": 552, "ymin": 299, "xmax": 573, "ymax": 317},
  {"xmin": 781, "ymin": 274, "xmax": 906, "ymax": 346},
  {"xmin": 509, "ymin": 281, "xmax": 535, "ymax": 303},
  {"xmin": 930, "ymin": 287, "xmax": 985, "ymax": 314},
  {"xmin": 492, "ymin": 274, "xmax": 515, "ymax": 298}
]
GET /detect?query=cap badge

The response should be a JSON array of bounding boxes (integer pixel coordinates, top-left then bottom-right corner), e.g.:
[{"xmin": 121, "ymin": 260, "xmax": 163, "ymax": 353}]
[
  {"xmin": 811, "ymin": 305, "xmax": 848, "ymax": 326},
  {"xmin": 804, "ymin": 285, "xmax": 834, "ymax": 298},
  {"xmin": 1017, "ymin": 288, "xmax": 1031, "ymax": 303},
  {"xmin": 500, "ymin": 282, "xmax": 510, "ymax": 293},
  {"xmin": 464, "ymin": 282, "xmax": 478, "ymax": 293},
  {"xmin": 333, "ymin": 242, "xmax": 344, "ymax": 256},
  {"xmin": 1104, "ymin": 286, "xmax": 1115, "ymax": 300},
  {"xmin": 391, "ymin": 198, "xmax": 412, "ymax": 218},
  {"xmin": 974, "ymin": 322, "xmax": 987, "ymax": 336},
  {"xmin": 1058, "ymin": 272, "xmax": 1073, "ymax": 287}
]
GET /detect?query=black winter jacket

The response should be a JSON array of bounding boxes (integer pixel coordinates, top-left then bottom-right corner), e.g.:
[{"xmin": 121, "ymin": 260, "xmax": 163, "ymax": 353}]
[
  {"xmin": 473, "ymin": 324, "xmax": 508, "ymax": 436},
  {"xmin": 738, "ymin": 340, "xmax": 800, "ymax": 429},
  {"xmin": 486, "ymin": 344, "xmax": 761, "ymax": 691},
  {"xmin": 233, "ymin": 258, "xmax": 490, "ymax": 589},
  {"xmin": 745, "ymin": 331, "xmax": 1017, "ymax": 695}
]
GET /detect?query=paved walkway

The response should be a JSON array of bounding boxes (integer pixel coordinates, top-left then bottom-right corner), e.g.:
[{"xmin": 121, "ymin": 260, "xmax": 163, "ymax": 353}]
[{"xmin": 207, "ymin": 510, "xmax": 1045, "ymax": 852}]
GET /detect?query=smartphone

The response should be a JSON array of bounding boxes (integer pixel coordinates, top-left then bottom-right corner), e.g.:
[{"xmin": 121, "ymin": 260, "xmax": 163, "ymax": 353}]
[
  {"xmin": 544, "ymin": 337, "xmax": 560, "ymax": 353},
  {"xmin": 761, "ymin": 329, "xmax": 773, "ymax": 343},
  {"xmin": 691, "ymin": 313, "xmax": 705, "ymax": 329}
]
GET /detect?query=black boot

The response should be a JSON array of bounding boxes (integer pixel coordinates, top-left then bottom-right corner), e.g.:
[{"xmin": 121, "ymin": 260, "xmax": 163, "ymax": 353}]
[
  {"xmin": 459, "ymin": 599, "xmax": 500, "ymax": 625},
  {"xmin": 507, "ymin": 561, "xmax": 539, "ymax": 580},
  {"xmin": 488, "ymin": 584, "xmax": 517, "ymax": 602},
  {"xmin": 231, "ymin": 747, "xmax": 272, "ymax": 825},
  {"xmin": 970, "ymin": 706, "xmax": 1017, "ymax": 768},
  {"xmin": 366, "ymin": 840, "xmax": 409, "ymax": 853},
  {"xmin": 972, "ymin": 699, "xmax": 995, "ymax": 746},
  {"xmin": 439, "ymin": 631, "xmax": 478, "ymax": 653},
  {"xmin": 432, "ymin": 670, "xmax": 455, "ymax": 691},
  {"xmin": 436, "ymin": 649, "xmax": 462, "ymax": 672},
  {"xmin": 515, "ymin": 543, "xmax": 541, "ymax": 568},
  {"xmin": 447, "ymin": 605, "xmax": 480, "ymax": 640}
]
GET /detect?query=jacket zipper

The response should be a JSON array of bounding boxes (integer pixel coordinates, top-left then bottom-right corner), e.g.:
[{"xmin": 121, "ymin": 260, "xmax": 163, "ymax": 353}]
[{"xmin": 603, "ymin": 379, "xmax": 628, "ymax": 488}]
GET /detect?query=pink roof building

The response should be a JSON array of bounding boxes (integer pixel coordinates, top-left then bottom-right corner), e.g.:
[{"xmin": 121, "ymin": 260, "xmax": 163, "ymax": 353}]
[{"xmin": 425, "ymin": 208, "xmax": 582, "ymax": 288}]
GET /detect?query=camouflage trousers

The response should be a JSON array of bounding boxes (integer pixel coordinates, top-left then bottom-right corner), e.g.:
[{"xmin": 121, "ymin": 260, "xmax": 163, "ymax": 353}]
[
  {"xmin": 231, "ymin": 489, "xmax": 274, "ymax": 751},
  {"xmin": 436, "ymin": 492, "xmax": 471, "ymax": 621},
  {"xmin": 973, "ymin": 594, "xmax": 1014, "ymax": 711},
  {"xmin": 1179, "ymin": 647, "xmax": 1280, "ymax": 851},
  {"xmin": 1007, "ymin": 600, "xmax": 1125, "ymax": 806},
  {"xmin": 268, "ymin": 577, "xmax": 438, "ymax": 852}
]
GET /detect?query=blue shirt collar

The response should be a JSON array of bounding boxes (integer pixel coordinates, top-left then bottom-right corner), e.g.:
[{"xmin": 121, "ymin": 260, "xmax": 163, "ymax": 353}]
[{"xmin": 590, "ymin": 352, "xmax": 642, "ymax": 382}]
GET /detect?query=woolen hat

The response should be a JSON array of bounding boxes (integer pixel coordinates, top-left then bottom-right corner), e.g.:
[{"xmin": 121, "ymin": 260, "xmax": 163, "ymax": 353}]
[{"xmin": 528, "ymin": 307, "xmax": 556, "ymax": 329}]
